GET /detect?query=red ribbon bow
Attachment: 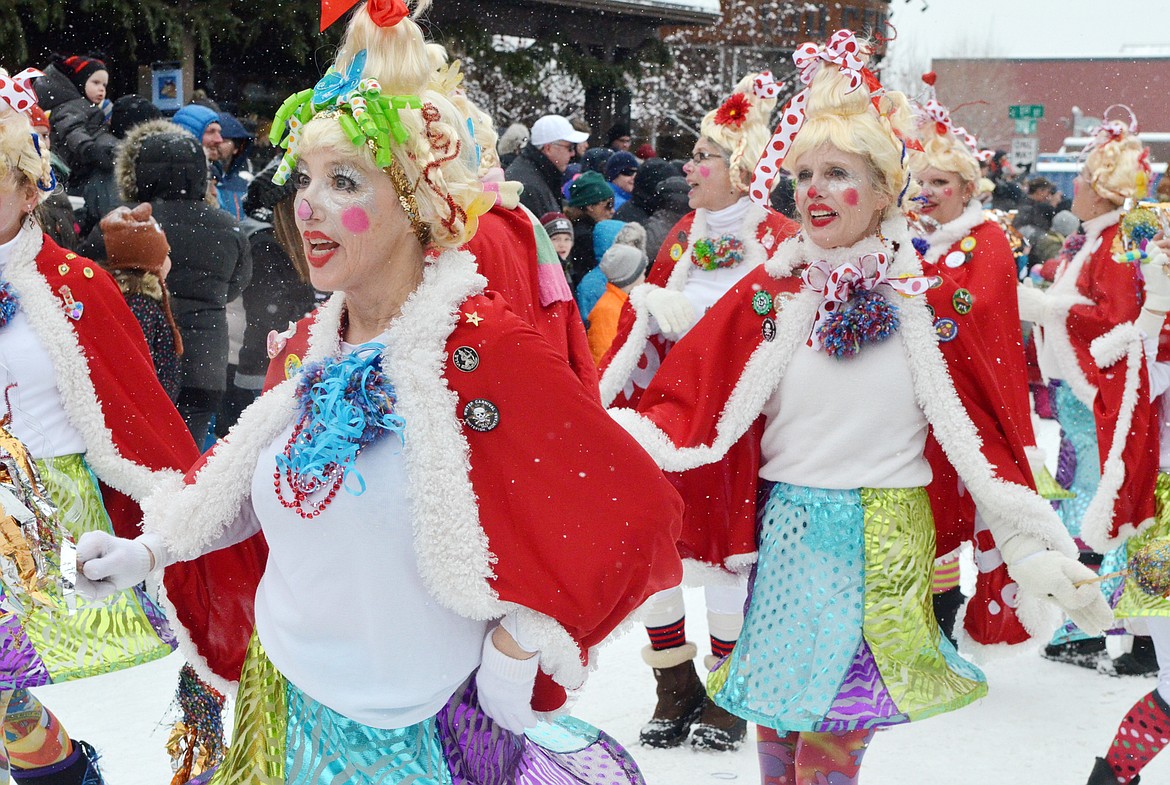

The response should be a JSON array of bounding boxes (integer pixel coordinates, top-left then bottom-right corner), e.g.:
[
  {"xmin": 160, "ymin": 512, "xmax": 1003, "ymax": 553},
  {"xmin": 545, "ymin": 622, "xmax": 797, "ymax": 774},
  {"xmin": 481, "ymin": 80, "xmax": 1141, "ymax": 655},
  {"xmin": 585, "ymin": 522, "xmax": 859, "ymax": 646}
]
[
  {"xmin": 0, "ymin": 68, "xmax": 43, "ymax": 117},
  {"xmin": 320, "ymin": 0, "xmax": 409, "ymax": 32}
]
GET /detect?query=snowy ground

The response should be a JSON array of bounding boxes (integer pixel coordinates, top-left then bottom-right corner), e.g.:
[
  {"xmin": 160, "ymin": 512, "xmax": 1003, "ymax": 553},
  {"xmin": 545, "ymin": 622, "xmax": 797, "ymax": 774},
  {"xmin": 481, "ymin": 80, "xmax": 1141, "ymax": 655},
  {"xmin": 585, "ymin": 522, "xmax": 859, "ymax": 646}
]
[{"xmin": 34, "ymin": 416, "xmax": 1170, "ymax": 784}]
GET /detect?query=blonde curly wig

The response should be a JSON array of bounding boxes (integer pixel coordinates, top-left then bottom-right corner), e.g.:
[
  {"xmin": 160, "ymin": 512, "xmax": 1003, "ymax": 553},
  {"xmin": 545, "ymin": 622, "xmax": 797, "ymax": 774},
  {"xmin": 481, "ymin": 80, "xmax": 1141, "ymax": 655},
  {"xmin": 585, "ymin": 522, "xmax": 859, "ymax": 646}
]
[
  {"xmin": 785, "ymin": 44, "xmax": 916, "ymax": 216},
  {"xmin": 1083, "ymin": 128, "xmax": 1150, "ymax": 205},
  {"xmin": 699, "ymin": 72, "xmax": 779, "ymax": 194},
  {"xmin": 0, "ymin": 71, "xmax": 53, "ymax": 205},
  {"xmin": 299, "ymin": 1, "xmax": 487, "ymax": 249}
]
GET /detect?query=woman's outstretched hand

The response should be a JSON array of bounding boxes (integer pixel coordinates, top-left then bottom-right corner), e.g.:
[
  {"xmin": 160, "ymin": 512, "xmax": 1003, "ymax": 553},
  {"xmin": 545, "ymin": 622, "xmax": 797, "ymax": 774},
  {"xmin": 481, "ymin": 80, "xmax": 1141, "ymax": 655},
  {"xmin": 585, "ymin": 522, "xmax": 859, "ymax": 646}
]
[{"xmin": 75, "ymin": 531, "xmax": 164, "ymax": 601}]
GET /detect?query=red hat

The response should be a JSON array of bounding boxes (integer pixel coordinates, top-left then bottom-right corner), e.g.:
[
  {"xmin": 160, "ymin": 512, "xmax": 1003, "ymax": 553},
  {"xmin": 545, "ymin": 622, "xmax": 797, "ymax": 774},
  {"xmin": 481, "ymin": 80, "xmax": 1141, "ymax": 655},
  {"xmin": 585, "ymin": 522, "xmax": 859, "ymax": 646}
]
[{"xmin": 28, "ymin": 105, "xmax": 48, "ymax": 131}]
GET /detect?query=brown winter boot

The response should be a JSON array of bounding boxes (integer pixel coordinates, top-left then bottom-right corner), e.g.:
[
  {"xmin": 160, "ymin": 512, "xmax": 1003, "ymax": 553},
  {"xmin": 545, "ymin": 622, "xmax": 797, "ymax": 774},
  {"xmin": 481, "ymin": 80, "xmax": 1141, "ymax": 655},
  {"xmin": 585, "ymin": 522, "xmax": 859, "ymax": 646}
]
[
  {"xmin": 690, "ymin": 654, "xmax": 748, "ymax": 751},
  {"xmin": 639, "ymin": 642, "xmax": 706, "ymax": 748}
]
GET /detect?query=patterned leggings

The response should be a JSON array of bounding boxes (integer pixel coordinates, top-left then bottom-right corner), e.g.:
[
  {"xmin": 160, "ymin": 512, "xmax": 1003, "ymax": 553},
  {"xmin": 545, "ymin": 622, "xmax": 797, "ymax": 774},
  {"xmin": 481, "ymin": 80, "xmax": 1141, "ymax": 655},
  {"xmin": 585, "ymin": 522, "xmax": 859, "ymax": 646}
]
[
  {"xmin": 756, "ymin": 726, "xmax": 874, "ymax": 785},
  {"xmin": 0, "ymin": 689, "xmax": 72, "ymax": 784}
]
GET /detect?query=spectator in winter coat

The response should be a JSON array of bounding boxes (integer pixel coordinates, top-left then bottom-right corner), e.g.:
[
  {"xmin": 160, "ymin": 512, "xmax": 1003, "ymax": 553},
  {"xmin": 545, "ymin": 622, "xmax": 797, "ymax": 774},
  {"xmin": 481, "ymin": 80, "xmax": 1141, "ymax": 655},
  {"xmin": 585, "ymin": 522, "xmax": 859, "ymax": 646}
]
[
  {"xmin": 540, "ymin": 211, "xmax": 575, "ymax": 279},
  {"xmin": 496, "ymin": 122, "xmax": 528, "ymax": 169},
  {"xmin": 577, "ymin": 218, "xmax": 626, "ymax": 321},
  {"xmin": 84, "ymin": 119, "xmax": 251, "ymax": 445},
  {"xmin": 564, "ymin": 171, "xmax": 614, "ymax": 287},
  {"xmin": 27, "ymin": 105, "xmax": 79, "ymax": 249},
  {"xmin": 505, "ymin": 114, "xmax": 587, "ymax": 217},
  {"xmin": 606, "ymin": 151, "xmax": 639, "ymax": 212},
  {"xmin": 33, "ymin": 55, "xmax": 119, "ymax": 235},
  {"xmin": 588, "ymin": 242, "xmax": 649, "ymax": 363},
  {"xmin": 614, "ymin": 158, "xmax": 673, "ymax": 225},
  {"xmin": 172, "ymin": 104, "xmax": 224, "ymax": 162},
  {"xmin": 214, "ymin": 112, "xmax": 256, "ymax": 220},
  {"xmin": 98, "ymin": 203, "xmax": 183, "ymax": 400},
  {"xmin": 643, "ymin": 175, "xmax": 691, "ymax": 264},
  {"xmin": 607, "ymin": 122, "xmax": 632, "ymax": 151},
  {"xmin": 216, "ymin": 157, "xmax": 319, "ymax": 435}
]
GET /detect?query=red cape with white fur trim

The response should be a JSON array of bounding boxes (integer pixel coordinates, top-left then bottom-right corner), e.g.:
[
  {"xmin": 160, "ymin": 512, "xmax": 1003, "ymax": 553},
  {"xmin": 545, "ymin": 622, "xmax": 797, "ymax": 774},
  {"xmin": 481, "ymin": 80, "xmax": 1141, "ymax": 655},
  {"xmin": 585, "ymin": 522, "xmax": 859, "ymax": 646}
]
[
  {"xmin": 612, "ymin": 242, "xmax": 1070, "ymax": 650},
  {"xmin": 596, "ymin": 206, "xmax": 797, "ymax": 577},
  {"xmin": 1044, "ymin": 222, "xmax": 1157, "ymax": 552},
  {"xmin": 156, "ymin": 258, "xmax": 683, "ymax": 712},
  {"xmin": 923, "ymin": 219, "xmax": 1038, "ymax": 558},
  {"xmin": 463, "ymin": 205, "xmax": 599, "ymax": 396},
  {"xmin": 12, "ymin": 233, "xmax": 198, "ymax": 529}
]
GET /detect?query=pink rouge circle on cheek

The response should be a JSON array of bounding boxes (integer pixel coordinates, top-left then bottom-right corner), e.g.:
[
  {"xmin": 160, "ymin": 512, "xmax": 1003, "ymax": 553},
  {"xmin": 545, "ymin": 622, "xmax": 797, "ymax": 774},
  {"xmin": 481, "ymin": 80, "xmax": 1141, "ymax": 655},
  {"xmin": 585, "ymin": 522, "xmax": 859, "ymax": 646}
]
[
  {"xmin": 341, "ymin": 206, "xmax": 371, "ymax": 234},
  {"xmin": 698, "ymin": 165, "xmax": 711, "ymax": 178},
  {"xmin": 843, "ymin": 188, "xmax": 859, "ymax": 207}
]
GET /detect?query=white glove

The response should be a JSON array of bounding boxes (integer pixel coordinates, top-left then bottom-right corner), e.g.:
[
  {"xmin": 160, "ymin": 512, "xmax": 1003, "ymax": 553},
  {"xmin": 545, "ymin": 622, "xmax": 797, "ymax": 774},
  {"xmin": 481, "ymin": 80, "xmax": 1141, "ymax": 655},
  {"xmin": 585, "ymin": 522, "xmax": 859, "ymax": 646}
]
[
  {"xmin": 1137, "ymin": 251, "xmax": 1170, "ymax": 336},
  {"xmin": 1000, "ymin": 534, "xmax": 1114, "ymax": 636},
  {"xmin": 1016, "ymin": 282, "xmax": 1082, "ymax": 328},
  {"xmin": 76, "ymin": 531, "xmax": 169, "ymax": 601},
  {"xmin": 476, "ymin": 628, "xmax": 540, "ymax": 733},
  {"xmin": 644, "ymin": 287, "xmax": 697, "ymax": 339}
]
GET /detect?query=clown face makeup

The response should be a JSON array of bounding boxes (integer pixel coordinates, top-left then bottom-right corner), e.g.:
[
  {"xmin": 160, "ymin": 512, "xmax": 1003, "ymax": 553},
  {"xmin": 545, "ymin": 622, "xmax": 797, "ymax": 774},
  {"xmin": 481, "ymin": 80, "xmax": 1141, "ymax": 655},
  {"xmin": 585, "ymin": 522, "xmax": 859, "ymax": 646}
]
[
  {"xmin": 683, "ymin": 138, "xmax": 739, "ymax": 212},
  {"xmin": 292, "ymin": 147, "xmax": 416, "ymax": 295},
  {"xmin": 792, "ymin": 144, "xmax": 889, "ymax": 250},
  {"xmin": 915, "ymin": 166, "xmax": 973, "ymax": 226}
]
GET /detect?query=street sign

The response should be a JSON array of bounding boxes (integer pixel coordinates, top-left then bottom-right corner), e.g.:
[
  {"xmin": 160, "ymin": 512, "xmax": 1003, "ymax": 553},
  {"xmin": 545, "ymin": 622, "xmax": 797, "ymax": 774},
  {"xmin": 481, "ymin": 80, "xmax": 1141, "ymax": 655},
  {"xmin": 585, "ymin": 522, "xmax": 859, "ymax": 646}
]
[
  {"xmin": 1010, "ymin": 137, "xmax": 1040, "ymax": 171},
  {"xmin": 1013, "ymin": 118, "xmax": 1039, "ymax": 135},
  {"xmin": 1009, "ymin": 104, "xmax": 1045, "ymax": 120}
]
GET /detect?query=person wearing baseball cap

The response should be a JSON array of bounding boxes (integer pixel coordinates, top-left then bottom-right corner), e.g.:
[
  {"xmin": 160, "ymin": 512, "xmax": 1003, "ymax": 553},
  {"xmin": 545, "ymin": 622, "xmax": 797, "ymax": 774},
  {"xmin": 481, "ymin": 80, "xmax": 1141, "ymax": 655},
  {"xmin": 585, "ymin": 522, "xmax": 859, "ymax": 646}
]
[{"xmin": 505, "ymin": 113, "xmax": 589, "ymax": 217}]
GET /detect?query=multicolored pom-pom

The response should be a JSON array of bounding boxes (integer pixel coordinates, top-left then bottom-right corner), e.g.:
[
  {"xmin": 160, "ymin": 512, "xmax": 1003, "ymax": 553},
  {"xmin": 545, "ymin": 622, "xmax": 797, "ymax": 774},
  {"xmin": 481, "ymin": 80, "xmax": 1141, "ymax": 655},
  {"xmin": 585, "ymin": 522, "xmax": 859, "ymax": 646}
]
[
  {"xmin": 816, "ymin": 288, "xmax": 900, "ymax": 359},
  {"xmin": 1130, "ymin": 540, "xmax": 1170, "ymax": 597},
  {"xmin": 691, "ymin": 234, "xmax": 746, "ymax": 271}
]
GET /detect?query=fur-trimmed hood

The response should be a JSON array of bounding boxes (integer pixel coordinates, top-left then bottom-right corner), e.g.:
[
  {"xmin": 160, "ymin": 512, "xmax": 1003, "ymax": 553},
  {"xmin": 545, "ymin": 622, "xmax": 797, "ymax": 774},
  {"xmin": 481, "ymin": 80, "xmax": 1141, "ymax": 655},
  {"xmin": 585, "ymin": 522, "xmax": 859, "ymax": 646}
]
[{"xmin": 115, "ymin": 118, "xmax": 206, "ymax": 203}]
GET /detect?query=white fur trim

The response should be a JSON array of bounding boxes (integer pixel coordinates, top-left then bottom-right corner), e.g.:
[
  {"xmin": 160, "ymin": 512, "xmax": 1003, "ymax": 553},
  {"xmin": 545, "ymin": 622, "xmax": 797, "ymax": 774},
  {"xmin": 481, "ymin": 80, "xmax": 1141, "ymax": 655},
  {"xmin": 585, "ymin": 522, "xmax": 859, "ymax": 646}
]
[
  {"xmin": 598, "ymin": 203, "xmax": 770, "ymax": 407},
  {"xmin": 641, "ymin": 641, "xmax": 698, "ymax": 668},
  {"xmin": 954, "ymin": 593, "xmax": 1049, "ymax": 664},
  {"xmin": 1080, "ymin": 323, "xmax": 1155, "ymax": 552},
  {"xmin": 682, "ymin": 556, "xmax": 755, "ymax": 588},
  {"xmin": 4, "ymin": 227, "xmax": 181, "ymax": 503},
  {"xmin": 143, "ymin": 250, "xmax": 590, "ymax": 691},
  {"xmin": 1039, "ymin": 208, "xmax": 1124, "ymax": 405},
  {"xmin": 920, "ymin": 200, "xmax": 986, "ymax": 265}
]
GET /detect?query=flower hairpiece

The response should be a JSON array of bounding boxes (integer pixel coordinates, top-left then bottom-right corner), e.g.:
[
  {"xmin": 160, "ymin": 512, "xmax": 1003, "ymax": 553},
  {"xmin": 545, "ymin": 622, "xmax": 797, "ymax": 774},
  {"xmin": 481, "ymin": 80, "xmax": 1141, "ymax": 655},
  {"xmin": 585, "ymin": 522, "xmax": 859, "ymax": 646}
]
[{"xmin": 714, "ymin": 93, "xmax": 751, "ymax": 129}]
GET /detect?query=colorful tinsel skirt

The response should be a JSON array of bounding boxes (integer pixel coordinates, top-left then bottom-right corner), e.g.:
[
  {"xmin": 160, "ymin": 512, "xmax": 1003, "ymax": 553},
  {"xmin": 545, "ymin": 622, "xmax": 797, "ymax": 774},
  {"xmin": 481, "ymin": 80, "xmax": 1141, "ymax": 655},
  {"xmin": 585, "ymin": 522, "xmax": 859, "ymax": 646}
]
[
  {"xmin": 1052, "ymin": 381, "xmax": 1100, "ymax": 538},
  {"xmin": 201, "ymin": 633, "xmax": 645, "ymax": 785},
  {"xmin": 1103, "ymin": 472, "xmax": 1170, "ymax": 622},
  {"xmin": 709, "ymin": 482, "xmax": 987, "ymax": 733},
  {"xmin": 0, "ymin": 454, "xmax": 175, "ymax": 690}
]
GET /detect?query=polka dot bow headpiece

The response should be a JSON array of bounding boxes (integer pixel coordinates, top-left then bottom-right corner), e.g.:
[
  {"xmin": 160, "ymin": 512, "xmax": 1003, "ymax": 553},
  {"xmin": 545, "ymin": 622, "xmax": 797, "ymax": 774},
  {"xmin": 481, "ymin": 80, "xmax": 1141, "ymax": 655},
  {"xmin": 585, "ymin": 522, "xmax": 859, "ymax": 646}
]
[
  {"xmin": 919, "ymin": 72, "xmax": 993, "ymax": 163},
  {"xmin": 749, "ymin": 30, "xmax": 884, "ymax": 206},
  {"xmin": 0, "ymin": 69, "xmax": 44, "ymax": 117}
]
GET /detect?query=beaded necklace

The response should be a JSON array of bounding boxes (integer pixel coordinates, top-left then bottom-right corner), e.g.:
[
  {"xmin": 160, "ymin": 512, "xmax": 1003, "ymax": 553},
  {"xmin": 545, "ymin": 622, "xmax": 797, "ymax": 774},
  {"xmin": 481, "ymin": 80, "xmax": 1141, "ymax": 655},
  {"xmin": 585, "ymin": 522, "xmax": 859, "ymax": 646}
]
[{"xmin": 273, "ymin": 342, "xmax": 406, "ymax": 519}]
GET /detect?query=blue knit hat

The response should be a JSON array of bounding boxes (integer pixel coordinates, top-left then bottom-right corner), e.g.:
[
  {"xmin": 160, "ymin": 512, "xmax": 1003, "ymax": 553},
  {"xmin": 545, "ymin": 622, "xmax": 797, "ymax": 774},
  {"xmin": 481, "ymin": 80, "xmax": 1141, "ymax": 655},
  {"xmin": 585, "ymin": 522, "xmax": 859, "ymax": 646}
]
[
  {"xmin": 592, "ymin": 219, "xmax": 626, "ymax": 263},
  {"xmin": 171, "ymin": 104, "xmax": 220, "ymax": 141}
]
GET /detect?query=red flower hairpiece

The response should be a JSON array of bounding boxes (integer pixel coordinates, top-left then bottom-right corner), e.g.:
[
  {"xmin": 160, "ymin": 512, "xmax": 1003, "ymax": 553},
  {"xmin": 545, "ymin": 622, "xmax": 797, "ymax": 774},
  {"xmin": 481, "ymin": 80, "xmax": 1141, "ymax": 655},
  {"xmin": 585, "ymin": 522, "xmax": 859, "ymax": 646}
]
[{"xmin": 714, "ymin": 93, "xmax": 751, "ymax": 129}]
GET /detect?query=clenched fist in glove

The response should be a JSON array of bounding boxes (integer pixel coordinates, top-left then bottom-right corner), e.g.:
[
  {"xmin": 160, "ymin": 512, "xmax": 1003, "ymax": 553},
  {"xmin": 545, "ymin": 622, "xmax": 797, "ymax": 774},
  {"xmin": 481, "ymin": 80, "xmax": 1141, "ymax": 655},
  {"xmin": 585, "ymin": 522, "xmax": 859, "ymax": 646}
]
[
  {"xmin": 999, "ymin": 533, "xmax": 1114, "ymax": 636},
  {"xmin": 476, "ymin": 626, "xmax": 540, "ymax": 733},
  {"xmin": 76, "ymin": 531, "xmax": 169, "ymax": 601},
  {"xmin": 644, "ymin": 287, "xmax": 697, "ymax": 340},
  {"xmin": 1016, "ymin": 281, "xmax": 1083, "ymax": 327}
]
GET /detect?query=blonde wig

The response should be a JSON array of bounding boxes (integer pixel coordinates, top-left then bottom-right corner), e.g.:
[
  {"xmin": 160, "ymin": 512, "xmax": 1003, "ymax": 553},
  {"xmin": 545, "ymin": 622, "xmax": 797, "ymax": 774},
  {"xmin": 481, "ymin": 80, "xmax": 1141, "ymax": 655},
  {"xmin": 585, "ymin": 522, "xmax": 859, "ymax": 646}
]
[
  {"xmin": 298, "ymin": 1, "xmax": 488, "ymax": 248},
  {"xmin": 699, "ymin": 72, "xmax": 779, "ymax": 194},
  {"xmin": 910, "ymin": 129, "xmax": 981, "ymax": 187},
  {"xmin": 1083, "ymin": 128, "xmax": 1150, "ymax": 205},
  {"xmin": 785, "ymin": 47, "xmax": 916, "ymax": 216},
  {"xmin": 0, "ymin": 72, "xmax": 53, "ymax": 204}
]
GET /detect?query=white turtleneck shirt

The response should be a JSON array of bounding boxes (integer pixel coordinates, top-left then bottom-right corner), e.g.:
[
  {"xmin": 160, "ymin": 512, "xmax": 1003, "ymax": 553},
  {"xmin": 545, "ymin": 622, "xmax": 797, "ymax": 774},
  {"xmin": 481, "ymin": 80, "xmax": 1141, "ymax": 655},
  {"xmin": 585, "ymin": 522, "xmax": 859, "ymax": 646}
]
[{"xmin": 0, "ymin": 227, "xmax": 86, "ymax": 459}]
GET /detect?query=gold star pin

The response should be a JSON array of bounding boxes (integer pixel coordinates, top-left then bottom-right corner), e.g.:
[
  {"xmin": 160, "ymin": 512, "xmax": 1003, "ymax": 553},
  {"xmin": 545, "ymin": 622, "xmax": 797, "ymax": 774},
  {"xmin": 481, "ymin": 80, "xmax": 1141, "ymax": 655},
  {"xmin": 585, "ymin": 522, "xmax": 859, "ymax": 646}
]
[{"xmin": 464, "ymin": 311, "xmax": 483, "ymax": 326}]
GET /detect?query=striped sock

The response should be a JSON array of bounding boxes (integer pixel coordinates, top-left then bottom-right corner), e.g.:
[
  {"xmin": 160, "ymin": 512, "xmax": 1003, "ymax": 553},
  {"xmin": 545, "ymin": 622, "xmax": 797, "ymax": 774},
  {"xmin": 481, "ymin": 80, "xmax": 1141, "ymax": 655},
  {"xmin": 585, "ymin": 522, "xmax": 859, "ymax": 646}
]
[
  {"xmin": 710, "ymin": 635, "xmax": 736, "ymax": 659},
  {"xmin": 646, "ymin": 618, "xmax": 687, "ymax": 651}
]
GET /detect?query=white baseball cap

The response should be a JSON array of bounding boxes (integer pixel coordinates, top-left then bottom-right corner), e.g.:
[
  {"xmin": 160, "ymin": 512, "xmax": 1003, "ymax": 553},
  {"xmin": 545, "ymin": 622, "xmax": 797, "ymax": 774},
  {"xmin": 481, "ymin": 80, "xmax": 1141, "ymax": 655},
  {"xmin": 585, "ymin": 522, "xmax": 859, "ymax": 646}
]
[{"xmin": 530, "ymin": 115, "xmax": 589, "ymax": 147}]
